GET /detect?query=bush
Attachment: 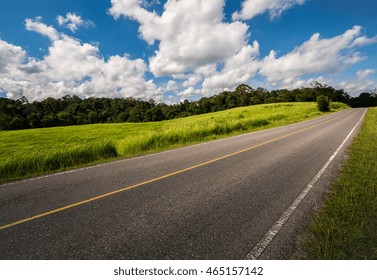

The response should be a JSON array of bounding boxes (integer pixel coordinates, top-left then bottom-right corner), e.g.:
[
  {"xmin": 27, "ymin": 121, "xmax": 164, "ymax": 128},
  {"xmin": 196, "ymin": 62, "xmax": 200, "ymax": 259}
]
[{"xmin": 317, "ymin": 95, "xmax": 330, "ymax": 112}]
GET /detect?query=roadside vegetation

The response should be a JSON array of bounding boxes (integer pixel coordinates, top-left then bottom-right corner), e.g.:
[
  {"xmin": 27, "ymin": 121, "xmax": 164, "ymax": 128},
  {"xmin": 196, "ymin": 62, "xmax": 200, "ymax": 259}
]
[
  {"xmin": 300, "ymin": 107, "xmax": 377, "ymax": 259},
  {"xmin": 0, "ymin": 102, "xmax": 348, "ymax": 183},
  {"xmin": 316, "ymin": 95, "xmax": 330, "ymax": 112}
]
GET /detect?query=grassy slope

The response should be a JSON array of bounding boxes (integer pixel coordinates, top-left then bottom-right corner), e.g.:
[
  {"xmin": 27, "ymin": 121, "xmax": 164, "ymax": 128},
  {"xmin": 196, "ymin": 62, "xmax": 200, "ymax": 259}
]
[
  {"xmin": 300, "ymin": 107, "xmax": 377, "ymax": 259},
  {"xmin": 0, "ymin": 102, "xmax": 347, "ymax": 183}
]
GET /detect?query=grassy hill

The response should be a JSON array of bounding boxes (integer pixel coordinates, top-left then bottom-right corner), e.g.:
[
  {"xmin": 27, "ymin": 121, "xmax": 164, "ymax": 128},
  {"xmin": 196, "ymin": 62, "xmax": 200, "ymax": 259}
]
[{"xmin": 0, "ymin": 102, "xmax": 348, "ymax": 183}]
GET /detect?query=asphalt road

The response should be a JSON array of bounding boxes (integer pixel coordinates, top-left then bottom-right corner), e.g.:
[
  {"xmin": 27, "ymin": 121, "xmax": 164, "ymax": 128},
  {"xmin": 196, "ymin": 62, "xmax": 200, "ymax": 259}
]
[{"xmin": 0, "ymin": 108, "xmax": 367, "ymax": 259}]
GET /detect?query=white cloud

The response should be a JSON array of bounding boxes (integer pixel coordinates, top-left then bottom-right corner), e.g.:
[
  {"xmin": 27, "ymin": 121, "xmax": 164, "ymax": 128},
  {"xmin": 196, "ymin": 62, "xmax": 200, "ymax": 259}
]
[
  {"xmin": 351, "ymin": 35, "xmax": 377, "ymax": 47},
  {"xmin": 356, "ymin": 69, "xmax": 375, "ymax": 80},
  {"xmin": 108, "ymin": 1, "xmax": 376, "ymax": 99},
  {"xmin": 171, "ymin": 42, "xmax": 261, "ymax": 99},
  {"xmin": 0, "ymin": 40, "xmax": 26, "ymax": 73},
  {"xmin": 337, "ymin": 69, "xmax": 376, "ymax": 96},
  {"xmin": 0, "ymin": 18, "xmax": 161, "ymax": 101},
  {"xmin": 263, "ymin": 71, "xmax": 377, "ymax": 97},
  {"xmin": 233, "ymin": 0, "xmax": 306, "ymax": 21},
  {"xmin": 109, "ymin": 0, "xmax": 249, "ymax": 77},
  {"xmin": 57, "ymin": 13, "xmax": 94, "ymax": 33},
  {"xmin": 259, "ymin": 26, "xmax": 375, "ymax": 87},
  {"xmin": 178, "ymin": 86, "xmax": 197, "ymax": 99},
  {"xmin": 164, "ymin": 80, "xmax": 178, "ymax": 91},
  {"xmin": 43, "ymin": 36, "xmax": 102, "ymax": 81},
  {"xmin": 2, "ymin": 5, "xmax": 376, "ymax": 103},
  {"xmin": 181, "ymin": 64, "xmax": 217, "ymax": 88},
  {"xmin": 202, "ymin": 41, "xmax": 260, "ymax": 94},
  {"xmin": 25, "ymin": 17, "xmax": 60, "ymax": 40},
  {"xmin": 182, "ymin": 75, "xmax": 202, "ymax": 88}
]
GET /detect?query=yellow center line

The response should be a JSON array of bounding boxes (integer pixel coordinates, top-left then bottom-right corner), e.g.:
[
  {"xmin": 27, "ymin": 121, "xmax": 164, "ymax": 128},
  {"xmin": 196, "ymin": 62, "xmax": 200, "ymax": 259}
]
[{"xmin": 0, "ymin": 112, "xmax": 346, "ymax": 231}]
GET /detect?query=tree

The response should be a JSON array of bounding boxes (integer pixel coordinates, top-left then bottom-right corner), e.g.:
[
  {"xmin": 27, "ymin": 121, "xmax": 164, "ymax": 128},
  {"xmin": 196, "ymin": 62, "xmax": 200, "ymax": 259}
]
[
  {"xmin": 57, "ymin": 111, "xmax": 75, "ymax": 126},
  {"xmin": 42, "ymin": 114, "xmax": 58, "ymax": 127},
  {"xmin": 145, "ymin": 106, "xmax": 164, "ymax": 122},
  {"xmin": 115, "ymin": 111, "xmax": 127, "ymax": 122},
  {"xmin": 9, "ymin": 116, "xmax": 28, "ymax": 130},
  {"xmin": 0, "ymin": 113, "xmax": 11, "ymax": 130},
  {"xmin": 127, "ymin": 107, "xmax": 144, "ymax": 122},
  {"xmin": 27, "ymin": 112, "xmax": 43, "ymax": 128}
]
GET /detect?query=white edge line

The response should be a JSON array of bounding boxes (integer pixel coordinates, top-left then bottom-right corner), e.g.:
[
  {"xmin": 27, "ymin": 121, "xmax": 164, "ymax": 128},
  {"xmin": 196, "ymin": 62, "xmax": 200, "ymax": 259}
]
[
  {"xmin": 0, "ymin": 109, "xmax": 351, "ymax": 187},
  {"xmin": 245, "ymin": 108, "xmax": 367, "ymax": 260}
]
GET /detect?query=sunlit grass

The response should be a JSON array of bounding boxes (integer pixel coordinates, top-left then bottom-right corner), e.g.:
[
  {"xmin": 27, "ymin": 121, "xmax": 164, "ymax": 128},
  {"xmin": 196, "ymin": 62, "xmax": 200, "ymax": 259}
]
[
  {"xmin": 300, "ymin": 107, "xmax": 377, "ymax": 259},
  {"xmin": 0, "ymin": 102, "xmax": 348, "ymax": 183}
]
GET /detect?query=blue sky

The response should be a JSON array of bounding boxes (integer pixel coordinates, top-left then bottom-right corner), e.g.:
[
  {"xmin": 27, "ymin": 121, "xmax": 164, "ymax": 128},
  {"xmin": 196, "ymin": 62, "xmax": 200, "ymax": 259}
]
[{"xmin": 0, "ymin": 0, "xmax": 376, "ymax": 102}]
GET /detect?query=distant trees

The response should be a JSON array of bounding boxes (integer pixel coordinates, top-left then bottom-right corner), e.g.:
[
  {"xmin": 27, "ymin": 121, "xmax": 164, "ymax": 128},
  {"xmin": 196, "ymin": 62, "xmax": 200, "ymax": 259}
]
[
  {"xmin": 0, "ymin": 82, "xmax": 374, "ymax": 131},
  {"xmin": 349, "ymin": 92, "xmax": 377, "ymax": 107}
]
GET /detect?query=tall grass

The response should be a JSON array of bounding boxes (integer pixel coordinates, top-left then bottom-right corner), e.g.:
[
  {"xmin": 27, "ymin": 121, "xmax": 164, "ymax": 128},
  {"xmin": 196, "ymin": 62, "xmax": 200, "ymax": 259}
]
[
  {"xmin": 300, "ymin": 107, "xmax": 377, "ymax": 259},
  {"xmin": 0, "ymin": 141, "xmax": 117, "ymax": 181},
  {"xmin": 0, "ymin": 102, "xmax": 348, "ymax": 183},
  {"xmin": 119, "ymin": 117, "xmax": 271, "ymax": 155}
]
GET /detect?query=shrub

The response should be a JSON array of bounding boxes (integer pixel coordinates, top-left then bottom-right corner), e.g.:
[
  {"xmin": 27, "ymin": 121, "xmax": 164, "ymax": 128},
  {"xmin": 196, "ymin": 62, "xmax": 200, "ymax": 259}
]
[{"xmin": 317, "ymin": 95, "xmax": 330, "ymax": 112}]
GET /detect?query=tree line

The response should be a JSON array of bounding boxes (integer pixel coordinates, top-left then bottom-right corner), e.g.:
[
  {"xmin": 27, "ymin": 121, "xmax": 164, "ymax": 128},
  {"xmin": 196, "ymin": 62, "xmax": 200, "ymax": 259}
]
[{"xmin": 0, "ymin": 83, "xmax": 375, "ymax": 130}]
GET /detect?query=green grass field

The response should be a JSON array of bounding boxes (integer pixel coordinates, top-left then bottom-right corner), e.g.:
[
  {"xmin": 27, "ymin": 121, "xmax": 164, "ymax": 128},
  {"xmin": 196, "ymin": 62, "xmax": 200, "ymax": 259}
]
[
  {"xmin": 300, "ymin": 107, "xmax": 377, "ymax": 259},
  {"xmin": 0, "ymin": 102, "xmax": 348, "ymax": 183}
]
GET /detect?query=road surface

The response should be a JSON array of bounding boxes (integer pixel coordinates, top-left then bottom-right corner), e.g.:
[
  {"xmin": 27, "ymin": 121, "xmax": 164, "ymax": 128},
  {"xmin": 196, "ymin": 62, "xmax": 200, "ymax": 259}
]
[{"xmin": 0, "ymin": 108, "xmax": 367, "ymax": 259}]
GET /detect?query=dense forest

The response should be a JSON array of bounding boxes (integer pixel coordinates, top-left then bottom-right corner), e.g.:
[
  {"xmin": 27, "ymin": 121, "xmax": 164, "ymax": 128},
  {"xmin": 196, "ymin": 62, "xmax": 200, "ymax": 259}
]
[{"xmin": 0, "ymin": 83, "xmax": 376, "ymax": 130}]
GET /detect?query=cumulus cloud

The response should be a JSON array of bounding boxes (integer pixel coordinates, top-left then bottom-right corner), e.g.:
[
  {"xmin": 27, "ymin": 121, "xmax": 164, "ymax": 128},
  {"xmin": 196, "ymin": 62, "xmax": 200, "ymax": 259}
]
[
  {"xmin": 177, "ymin": 86, "xmax": 197, "ymax": 99},
  {"xmin": 202, "ymin": 42, "xmax": 260, "ymax": 94},
  {"xmin": 57, "ymin": 13, "xmax": 94, "ymax": 32},
  {"xmin": 109, "ymin": 0, "xmax": 249, "ymax": 77},
  {"xmin": 176, "ymin": 24, "xmax": 376, "ymax": 96},
  {"xmin": 0, "ymin": 17, "xmax": 161, "ymax": 101},
  {"xmin": 2, "ymin": 3, "xmax": 376, "ymax": 103},
  {"xmin": 351, "ymin": 35, "xmax": 377, "ymax": 47},
  {"xmin": 356, "ymin": 69, "xmax": 375, "ymax": 80},
  {"xmin": 337, "ymin": 69, "xmax": 376, "ymax": 96},
  {"xmin": 25, "ymin": 17, "xmax": 60, "ymax": 40},
  {"xmin": 172, "ymin": 42, "xmax": 261, "ymax": 99},
  {"xmin": 259, "ymin": 26, "xmax": 375, "ymax": 87},
  {"xmin": 0, "ymin": 40, "xmax": 26, "ymax": 73},
  {"xmin": 233, "ymin": 0, "xmax": 306, "ymax": 21}
]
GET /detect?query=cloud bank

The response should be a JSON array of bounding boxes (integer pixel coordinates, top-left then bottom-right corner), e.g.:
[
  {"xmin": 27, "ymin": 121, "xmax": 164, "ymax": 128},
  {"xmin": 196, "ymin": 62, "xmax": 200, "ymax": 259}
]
[
  {"xmin": 0, "ymin": 17, "xmax": 160, "ymax": 101},
  {"xmin": 260, "ymin": 26, "xmax": 376, "ymax": 88},
  {"xmin": 110, "ymin": 0, "xmax": 250, "ymax": 77},
  {"xmin": 0, "ymin": 1, "xmax": 376, "ymax": 102}
]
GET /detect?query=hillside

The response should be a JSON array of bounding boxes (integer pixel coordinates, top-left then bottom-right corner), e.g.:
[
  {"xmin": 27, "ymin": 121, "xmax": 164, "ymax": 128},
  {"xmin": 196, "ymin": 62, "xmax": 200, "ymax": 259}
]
[{"xmin": 0, "ymin": 102, "xmax": 348, "ymax": 183}]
